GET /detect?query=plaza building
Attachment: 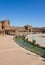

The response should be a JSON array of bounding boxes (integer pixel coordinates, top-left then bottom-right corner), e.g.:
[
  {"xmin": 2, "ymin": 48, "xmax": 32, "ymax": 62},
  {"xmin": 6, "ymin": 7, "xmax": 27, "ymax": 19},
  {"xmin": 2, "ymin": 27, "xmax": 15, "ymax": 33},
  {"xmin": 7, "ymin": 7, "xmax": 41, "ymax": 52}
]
[{"xmin": 0, "ymin": 20, "xmax": 45, "ymax": 35}]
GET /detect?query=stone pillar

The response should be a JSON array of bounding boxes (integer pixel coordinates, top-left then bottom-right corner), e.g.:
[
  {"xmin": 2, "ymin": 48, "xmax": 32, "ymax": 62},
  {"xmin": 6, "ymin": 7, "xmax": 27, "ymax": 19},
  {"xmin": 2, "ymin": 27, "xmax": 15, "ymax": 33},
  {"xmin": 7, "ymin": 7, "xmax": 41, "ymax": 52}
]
[{"xmin": 4, "ymin": 30, "xmax": 5, "ymax": 35}]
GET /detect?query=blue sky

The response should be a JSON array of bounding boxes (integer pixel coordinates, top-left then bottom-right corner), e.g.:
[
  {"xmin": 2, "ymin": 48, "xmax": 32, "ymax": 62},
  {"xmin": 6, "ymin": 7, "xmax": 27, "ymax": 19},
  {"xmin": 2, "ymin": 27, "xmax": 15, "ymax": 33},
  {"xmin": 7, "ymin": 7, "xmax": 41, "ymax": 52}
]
[{"xmin": 0, "ymin": 0, "xmax": 45, "ymax": 27}]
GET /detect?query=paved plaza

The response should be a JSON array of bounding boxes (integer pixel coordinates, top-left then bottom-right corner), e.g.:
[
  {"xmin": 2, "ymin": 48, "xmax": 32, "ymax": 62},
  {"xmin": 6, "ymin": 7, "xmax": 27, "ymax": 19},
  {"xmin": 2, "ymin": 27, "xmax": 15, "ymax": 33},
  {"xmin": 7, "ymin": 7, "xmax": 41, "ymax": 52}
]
[{"xmin": 0, "ymin": 35, "xmax": 45, "ymax": 65}]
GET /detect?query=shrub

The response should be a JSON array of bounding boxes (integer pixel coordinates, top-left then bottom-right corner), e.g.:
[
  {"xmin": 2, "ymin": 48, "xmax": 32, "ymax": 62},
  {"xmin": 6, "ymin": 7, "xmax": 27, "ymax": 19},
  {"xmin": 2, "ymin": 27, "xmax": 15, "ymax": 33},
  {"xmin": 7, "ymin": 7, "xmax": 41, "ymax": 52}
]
[{"xmin": 32, "ymin": 40, "xmax": 36, "ymax": 45}]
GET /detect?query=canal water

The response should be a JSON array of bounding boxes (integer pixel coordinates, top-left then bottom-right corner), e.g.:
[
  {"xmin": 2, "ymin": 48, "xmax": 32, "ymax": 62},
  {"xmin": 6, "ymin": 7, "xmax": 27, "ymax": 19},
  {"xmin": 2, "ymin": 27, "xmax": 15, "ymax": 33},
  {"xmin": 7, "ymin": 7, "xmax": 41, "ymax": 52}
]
[{"xmin": 15, "ymin": 36, "xmax": 45, "ymax": 58}]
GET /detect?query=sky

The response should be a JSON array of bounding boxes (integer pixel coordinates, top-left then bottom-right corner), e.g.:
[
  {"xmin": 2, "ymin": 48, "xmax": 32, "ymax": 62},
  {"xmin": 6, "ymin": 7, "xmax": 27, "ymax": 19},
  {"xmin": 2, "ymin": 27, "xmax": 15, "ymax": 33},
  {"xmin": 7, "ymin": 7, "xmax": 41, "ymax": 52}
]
[{"xmin": 0, "ymin": 0, "xmax": 45, "ymax": 27}]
